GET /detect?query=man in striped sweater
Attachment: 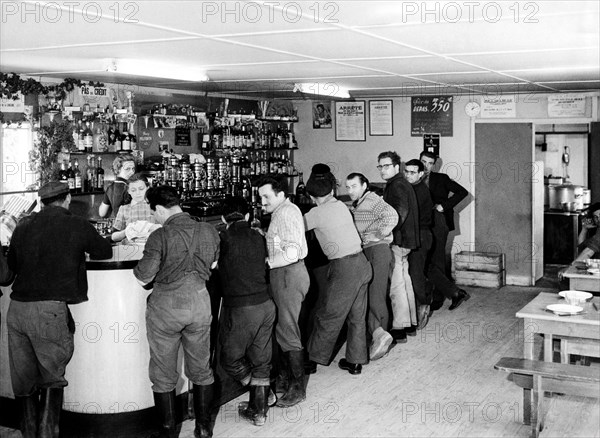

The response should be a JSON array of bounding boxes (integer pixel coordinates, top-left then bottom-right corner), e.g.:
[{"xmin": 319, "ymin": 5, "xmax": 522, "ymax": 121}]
[{"xmin": 346, "ymin": 173, "xmax": 399, "ymax": 361}]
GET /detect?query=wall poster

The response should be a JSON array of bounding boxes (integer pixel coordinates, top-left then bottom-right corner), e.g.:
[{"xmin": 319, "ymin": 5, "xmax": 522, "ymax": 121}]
[
  {"xmin": 411, "ymin": 96, "xmax": 453, "ymax": 137},
  {"xmin": 335, "ymin": 101, "xmax": 366, "ymax": 141},
  {"xmin": 369, "ymin": 100, "xmax": 393, "ymax": 136}
]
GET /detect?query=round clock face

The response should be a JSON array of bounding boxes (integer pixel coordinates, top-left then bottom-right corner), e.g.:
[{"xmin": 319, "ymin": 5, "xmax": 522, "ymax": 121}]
[{"xmin": 465, "ymin": 101, "xmax": 481, "ymax": 117}]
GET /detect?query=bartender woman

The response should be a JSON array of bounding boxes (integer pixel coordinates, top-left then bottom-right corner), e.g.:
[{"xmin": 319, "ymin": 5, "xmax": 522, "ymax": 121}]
[{"xmin": 98, "ymin": 153, "xmax": 136, "ymax": 217}]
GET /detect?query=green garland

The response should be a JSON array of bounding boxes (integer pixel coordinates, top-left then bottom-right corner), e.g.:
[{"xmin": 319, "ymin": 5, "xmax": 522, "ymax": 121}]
[
  {"xmin": 27, "ymin": 119, "xmax": 76, "ymax": 190},
  {"xmin": 0, "ymin": 72, "xmax": 104, "ymax": 101}
]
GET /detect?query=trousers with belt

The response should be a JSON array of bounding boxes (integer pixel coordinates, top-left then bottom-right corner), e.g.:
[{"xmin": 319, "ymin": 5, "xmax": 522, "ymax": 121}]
[
  {"xmin": 308, "ymin": 251, "xmax": 372, "ymax": 365},
  {"xmin": 146, "ymin": 275, "xmax": 214, "ymax": 393}
]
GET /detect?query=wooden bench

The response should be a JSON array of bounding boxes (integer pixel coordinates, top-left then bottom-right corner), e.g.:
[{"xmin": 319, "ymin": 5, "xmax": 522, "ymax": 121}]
[{"xmin": 494, "ymin": 357, "xmax": 600, "ymax": 438}]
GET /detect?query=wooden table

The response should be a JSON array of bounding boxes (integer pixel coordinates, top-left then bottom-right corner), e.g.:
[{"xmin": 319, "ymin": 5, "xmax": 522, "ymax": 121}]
[
  {"xmin": 562, "ymin": 263, "xmax": 600, "ymax": 293},
  {"xmin": 515, "ymin": 292, "xmax": 600, "ymax": 424},
  {"xmin": 516, "ymin": 292, "xmax": 600, "ymax": 362}
]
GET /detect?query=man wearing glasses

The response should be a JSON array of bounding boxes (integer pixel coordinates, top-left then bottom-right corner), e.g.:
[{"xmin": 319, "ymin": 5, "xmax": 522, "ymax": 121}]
[{"xmin": 377, "ymin": 151, "xmax": 419, "ymax": 342}]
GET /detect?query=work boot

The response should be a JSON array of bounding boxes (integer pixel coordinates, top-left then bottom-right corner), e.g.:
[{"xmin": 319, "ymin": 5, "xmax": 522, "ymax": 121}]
[
  {"xmin": 276, "ymin": 350, "xmax": 306, "ymax": 407},
  {"xmin": 239, "ymin": 385, "xmax": 269, "ymax": 426},
  {"xmin": 38, "ymin": 388, "xmax": 63, "ymax": 438},
  {"xmin": 17, "ymin": 392, "xmax": 39, "ymax": 438},
  {"xmin": 193, "ymin": 383, "xmax": 214, "ymax": 438},
  {"xmin": 449, "ymin": 289, "xmax": 471, "ymax": 310},
  {"xmin": 152, "ymin": 390, "xmax": 178, "ymax": 438},
  {"xmin": 417, "ymin": 304, "xmax": 430, "ymax": 330},
  {"xmin": 370, "ymin": 327, "xmax": 393, "ymax": 361},
  {"xmin": 274, "ymin": 348, "xmax": 290, "ymax": 394}
]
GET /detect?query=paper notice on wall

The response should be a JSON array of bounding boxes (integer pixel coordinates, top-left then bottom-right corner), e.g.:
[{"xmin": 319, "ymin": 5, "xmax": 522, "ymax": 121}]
[
  {"xmin": 547, "ymin": 95, "xmax": 586, "ymax": 117},
  {"xmin": 481, "ymin": 96, "xmax": 516, "ymax": 118},
  {"xmin": 0, "ymin": 93, "xmax": 25, "ymax": 112}
]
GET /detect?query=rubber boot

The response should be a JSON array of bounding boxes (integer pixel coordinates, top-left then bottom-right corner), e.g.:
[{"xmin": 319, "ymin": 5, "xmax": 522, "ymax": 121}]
[
  {"xmin": 252, "ymin": 385, "xmax": 269, "ymax": 426},
  {"xmin": 276, "ymin": 350, "xmax": 306, "ymax": 407},
  {"xmin": 38, "ymin": 388, "xmax": 63, "ymax": 438},
  {"xmin": 238, "ymin": 385, "xmax": 257, "ymax": 423},
  {"xmin": 16, "ymin": 392, "xmax": 38, "ymax": 438},
  {"xmin": 193, "ymin": 384, "xmax": 214, "ymax": 438},
  {"xmin": 274, "ymin": 347, "xmax": 290, "ymax": 394},
  {"xmin": 152, "ymin": 390, "xmax": 177, "ymax": 438}
]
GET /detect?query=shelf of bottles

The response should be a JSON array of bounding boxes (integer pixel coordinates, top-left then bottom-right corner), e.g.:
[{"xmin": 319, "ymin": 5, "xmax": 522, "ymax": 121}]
[
  {"xmin": 157, "ymin": 115, "xmax": 302, "ymax": 207},
  {"xmin": 58, "ymin": 155, "xmax": 105, "ymax": 195}
]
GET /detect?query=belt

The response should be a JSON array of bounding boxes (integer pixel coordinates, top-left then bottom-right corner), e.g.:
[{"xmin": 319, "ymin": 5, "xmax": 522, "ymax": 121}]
[
  {"xmin": 272, "ymin": 259, "xmax": 305, "ymax": 270},
  {"xmin": 334, "ymin": 251, "xmax": 362, "ymax": 261}
]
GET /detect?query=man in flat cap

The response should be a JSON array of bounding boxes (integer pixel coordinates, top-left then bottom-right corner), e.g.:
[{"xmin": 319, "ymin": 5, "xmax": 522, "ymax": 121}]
[
  {"xmin": 6, "ymin": 181, "xmax": 112, "ymax": 438},
  {"xmin": 304, "ymin": 164, "xmax": 372, "ymax": 375}
]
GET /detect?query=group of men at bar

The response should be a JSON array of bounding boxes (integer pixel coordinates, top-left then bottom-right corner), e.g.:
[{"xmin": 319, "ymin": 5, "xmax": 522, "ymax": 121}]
[{"xmin": 0, "ymin": 148, "xmax": 469, "ymax": 438}]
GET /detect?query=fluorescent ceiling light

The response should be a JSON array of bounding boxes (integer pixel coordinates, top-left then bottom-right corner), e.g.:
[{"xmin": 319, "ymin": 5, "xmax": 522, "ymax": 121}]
[
  {"xmin": 105, "ymin": 59, "xmax": 209, "ymax": 82},
  {"xmin": 294, "ymin": 82, "xmax": 351, "ymax": 99}
]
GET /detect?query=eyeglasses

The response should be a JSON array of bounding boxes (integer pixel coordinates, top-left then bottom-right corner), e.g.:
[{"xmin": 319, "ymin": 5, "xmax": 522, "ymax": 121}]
[{"xmin": 376, "ymin": 164, "xmax": 393, "ymax": 171}]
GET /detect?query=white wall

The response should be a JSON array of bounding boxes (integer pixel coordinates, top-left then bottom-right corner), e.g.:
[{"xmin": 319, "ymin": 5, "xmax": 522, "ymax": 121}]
[{"xmin": 291, "ymin": 93, "xmax": 600, "ymax": 268}]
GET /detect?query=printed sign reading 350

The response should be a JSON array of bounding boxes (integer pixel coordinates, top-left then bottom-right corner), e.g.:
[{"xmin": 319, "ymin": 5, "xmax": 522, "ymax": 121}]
[{"xmin": 411, "ymin": 96, "xmax": 454, "ymax": 137}]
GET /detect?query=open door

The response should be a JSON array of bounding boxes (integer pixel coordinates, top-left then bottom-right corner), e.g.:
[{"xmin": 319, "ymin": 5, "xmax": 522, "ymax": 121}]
[{"xmin": 475, "ymin": 123, "xmax": 539, "ymax": 286}]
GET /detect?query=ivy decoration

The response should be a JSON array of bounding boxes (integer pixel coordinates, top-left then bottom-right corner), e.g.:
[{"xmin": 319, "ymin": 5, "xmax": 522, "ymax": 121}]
[
  {"xmin": 27, "ymin": 119, "xmax": 76, "ymax": 190},
  {"xmin": 0, "ymin": 72, "xmax": 104, "ymax": 101}
]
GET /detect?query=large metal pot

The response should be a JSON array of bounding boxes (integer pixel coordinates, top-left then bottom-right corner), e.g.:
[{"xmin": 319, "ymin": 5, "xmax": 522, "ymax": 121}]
[{"xmin": 553, "ymin": 184, "xmax": 575, "ymax": 209}]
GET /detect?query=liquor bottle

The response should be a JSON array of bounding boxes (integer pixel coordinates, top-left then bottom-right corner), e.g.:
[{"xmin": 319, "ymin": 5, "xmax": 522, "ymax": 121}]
[
  {"xmin": 122, "ymin": 124, "xmax": 131, "ymax": 151},
  {"xmin": 78, "ymin": 121, "xmax": 86, "ymax": 152},
  {"xmin": 59, "ymin": 161, "xmax": 69, "ymax": 185},
  {"xmin": 295, "ymin": 172, "xmax": 307, "ymax": 205},
  {"xmin": 83, "ymin": 121, "xmax": 94, "ymax": 153},
  {"xmin": 96, "ymin": 157, "xmax": 105, "ymax": 190},
  {"xmin": 107, "ymin": 124, "xmax": 119, "ymax": 152},
  {"xmin": 242, "ymin": 177, "xmax": 251, "ymax": 202},
  {"xmin": 94, "ymin": 123, "xmax": 108, "ymax": 152},
  {"xmin": 73, "ymin": 160, "xmax": 82, "ymax": 193},
  {"xmin": 85, "ymin": 156, "xmax": 95, "ymax": 192},
  {"xmin": 67, "ymin": 161, "xmax": 76, "ymax": 192},
  {"xmin": 73, "ymin": 124, "xmax": 82, "ymax": 152}
]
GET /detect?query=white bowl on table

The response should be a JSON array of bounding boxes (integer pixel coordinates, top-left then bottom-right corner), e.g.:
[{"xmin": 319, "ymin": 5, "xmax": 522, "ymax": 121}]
[{"xmin": 559, "ymin": 290, "xmax": 593, "ymax": 306}]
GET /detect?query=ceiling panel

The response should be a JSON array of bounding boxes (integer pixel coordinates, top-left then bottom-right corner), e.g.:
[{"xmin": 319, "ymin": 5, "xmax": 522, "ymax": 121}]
[{"xmin": 0, "ymin": 0, "xmax": 598, "ymax": 99}]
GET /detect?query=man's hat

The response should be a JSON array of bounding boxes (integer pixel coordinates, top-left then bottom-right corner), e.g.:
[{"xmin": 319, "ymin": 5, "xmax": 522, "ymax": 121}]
[
  {"xmin": 39, "ymin": 181, "xmax": 69, "ymax": 201},
  {"xmin": 306, "ymin": 163, "xmax": 336, "ymax": 197}
]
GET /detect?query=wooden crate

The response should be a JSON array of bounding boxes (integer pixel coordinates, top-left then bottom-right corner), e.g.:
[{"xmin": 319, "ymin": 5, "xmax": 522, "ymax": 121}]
[{"xmin": 454, "ymin": 251, "xmax": 505, "ymax": 288}]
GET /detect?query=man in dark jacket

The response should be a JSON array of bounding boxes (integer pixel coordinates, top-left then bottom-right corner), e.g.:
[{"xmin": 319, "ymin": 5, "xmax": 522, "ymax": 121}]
[
  {"xmin": 217, "ymin": 197, "xmax": 276, "ymax": 427},
  {"xmin": 420, "ymin": 151, "xmax": 470, "ymax": 311},
  {"xmin": 378, "ymin": 151, "xmax": 419, "ymax": 342},
  {"xmin": 7, "ymin": 181, "xmax": 112, "ymax": 438},
  {"xmin": 404, "ymin": 159, "xmax": 434, "ymax": 330}
]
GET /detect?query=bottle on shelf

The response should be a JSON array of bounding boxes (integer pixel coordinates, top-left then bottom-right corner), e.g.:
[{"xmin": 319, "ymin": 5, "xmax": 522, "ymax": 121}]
[
  {"xmin": 67, "ymin": 161, "xmax": 75, "ymax": 192},
  {"xmin": 295, "ymin": 172, "xmax": 308, "ymax": 205},
  {"xmin": 73, "ymin": 159, "xmax": 82, "ymax": 193},
  {"xmin": 86, "ymin": 156, "xmax": 96, "ymax": 192},
  {"xmin": 83, "ymin": 121, "xmax": 94, "ymax": 153},
  {"xmin": 121, "ymin": 124, "xmax": 131, "ymax": 151},
  {"xmin": 77, "ymin": 121, "xmax": 86, "ymax": 152},
  {"xmin": 94, "ymin": 122, "xmax": 108, "ymax": 153},
  {"xmin": 73, "ymin": 124, "xmax": 82, "ymax": 152},
  {"xmin": 96, "ymin": 157, "xmax": 105, "ymax": 190},
  {"xmin": 59, "ymin": 161, "xmax": 69, "ymax": 185}
]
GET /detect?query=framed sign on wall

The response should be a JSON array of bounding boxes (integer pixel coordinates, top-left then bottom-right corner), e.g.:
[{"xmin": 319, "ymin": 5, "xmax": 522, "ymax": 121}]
[
  {"xmin": 369, "ymin": 100, "xmax": 393, "ymax": 136},
  {"xmin": 411, "ymin": 96, "xmax": 453, "ymax": 137},
  {"xmin": 335, "ymin": 101, "xmax": 366, "ymax": 141}
]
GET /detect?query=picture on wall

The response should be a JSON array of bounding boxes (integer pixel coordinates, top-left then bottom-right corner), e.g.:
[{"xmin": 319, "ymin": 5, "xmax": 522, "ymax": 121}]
[
  {"xmin": 335, "ymin": 101, "xmax": 366, "ymax": 141},
  {"xmin": 369, "ymin": 100, "xmax": 393, "ymax": 136},
  {"xmin": 312, "ymin": 101, "xmax": 332, "ymax": 128}
]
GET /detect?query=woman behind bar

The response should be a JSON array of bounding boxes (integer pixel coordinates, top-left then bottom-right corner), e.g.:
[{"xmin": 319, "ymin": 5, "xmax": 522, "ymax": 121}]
[
  {"xmin": 98, "ymin": 153, "xmax": 136, "ymax": 218},
  {"xmin": 110, "ymin": 173, "xmax": 157, "ymax": 242}
]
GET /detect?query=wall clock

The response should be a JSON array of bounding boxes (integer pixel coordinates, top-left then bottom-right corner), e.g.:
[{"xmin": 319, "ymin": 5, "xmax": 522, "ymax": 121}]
[{"xmin": 465, "ymin": 101, "xmax": 481, "ymax": 117}]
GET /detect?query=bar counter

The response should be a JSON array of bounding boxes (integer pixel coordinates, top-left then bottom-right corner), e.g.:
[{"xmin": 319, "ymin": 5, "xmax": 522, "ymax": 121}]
[{"xmin": 0, "ymin": 243, "xmax": 192, "ymax": 436}]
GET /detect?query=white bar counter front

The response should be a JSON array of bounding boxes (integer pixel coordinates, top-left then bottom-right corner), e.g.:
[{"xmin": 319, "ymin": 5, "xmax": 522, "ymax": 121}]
[{"xmin": 0, "ymin": 242, "xmax": 190, "ymax": 417}]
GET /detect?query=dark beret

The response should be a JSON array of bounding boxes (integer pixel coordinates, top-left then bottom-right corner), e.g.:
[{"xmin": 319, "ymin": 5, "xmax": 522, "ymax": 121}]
[
  {"xmin": 39, "ymin": 181, "xmax": 69, "ymax": 200},
  {"xmin": 306, "ymin": 163, "xmax": 336, "ymax": 197}
]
